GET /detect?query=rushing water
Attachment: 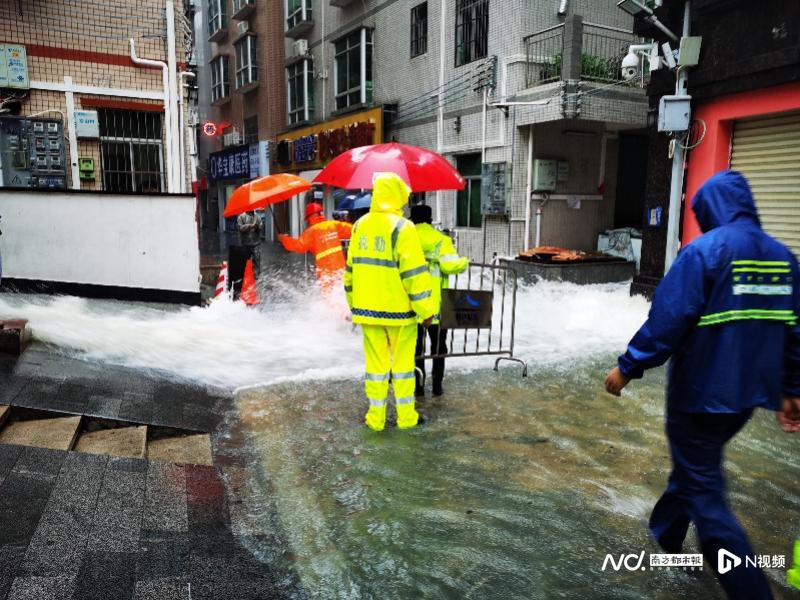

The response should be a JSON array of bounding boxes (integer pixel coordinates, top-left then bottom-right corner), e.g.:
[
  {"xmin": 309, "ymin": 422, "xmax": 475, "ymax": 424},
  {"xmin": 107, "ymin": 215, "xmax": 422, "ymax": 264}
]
[{"xmin": 1, "ymin": 278, "xmax": 798, "ymax": 598}]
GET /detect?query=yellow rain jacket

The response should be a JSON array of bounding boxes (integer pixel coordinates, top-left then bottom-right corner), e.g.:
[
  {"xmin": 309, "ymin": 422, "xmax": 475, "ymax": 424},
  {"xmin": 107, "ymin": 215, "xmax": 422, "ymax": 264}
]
[
  {"xmin": 414, "ymin": 223, "xmax": 469, "ymax": 324},
  {"xmin": 344, "ymin": 174, "xmax": 435, "ymax": 326}
]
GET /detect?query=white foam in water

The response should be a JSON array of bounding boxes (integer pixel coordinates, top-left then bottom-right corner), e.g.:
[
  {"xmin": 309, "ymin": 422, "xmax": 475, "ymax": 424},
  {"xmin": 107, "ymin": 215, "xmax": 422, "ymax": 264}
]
[{"xmin": 0, "ymin": 280, "xmax": 650, "ymax": 389}]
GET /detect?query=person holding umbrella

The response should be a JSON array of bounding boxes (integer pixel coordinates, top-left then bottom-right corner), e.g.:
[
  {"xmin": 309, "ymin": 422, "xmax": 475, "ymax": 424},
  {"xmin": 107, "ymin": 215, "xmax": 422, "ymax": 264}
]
[
  {"xmin": 344, "ymin": 172, "xmax": 435, "ymax": 432},
  {"xmin": 278, "ymin": 199, "xmax": 353, "ymax": 294}
]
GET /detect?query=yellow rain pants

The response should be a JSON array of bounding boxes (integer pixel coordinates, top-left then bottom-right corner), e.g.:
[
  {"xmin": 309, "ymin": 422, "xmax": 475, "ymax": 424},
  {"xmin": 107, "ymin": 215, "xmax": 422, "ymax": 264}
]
[{"xmin": 362, "ymin": 323, "xmax": 419, "ymax": 432}]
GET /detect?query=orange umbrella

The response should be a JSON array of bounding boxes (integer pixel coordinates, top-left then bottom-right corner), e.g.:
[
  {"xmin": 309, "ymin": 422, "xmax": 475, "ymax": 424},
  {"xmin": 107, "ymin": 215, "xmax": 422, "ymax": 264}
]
[{"xmin": 223, "ymin": 173, "xmax": 311, "ymax": 218}]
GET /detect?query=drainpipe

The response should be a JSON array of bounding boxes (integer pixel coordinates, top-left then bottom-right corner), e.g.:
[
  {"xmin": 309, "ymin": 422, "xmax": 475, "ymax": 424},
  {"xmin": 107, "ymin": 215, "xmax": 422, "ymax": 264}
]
[
  {"xmin": 435, "ymin": 0, "xmax": 447, "ymax": 225},
  {"xmin": 664, "ymin": 1, "xmax": 691, "ymax": 273},
  {"xmin": 534, "ymin": 195, "xmax": 548, "ymax": 247},
  {"xmin": 130, "ymin": 38, "xmax": 174, "ymax": 193},
  {"xmin": 166, "ymin": 1, "xmax": 181, "ymax": 193},
  {"xmin": 178, "ymin": 71, "xmax": 196, "ymax": 192},
  {"xmin": 523, "ymin": 127, "xmax": 533, "ymax": 251}
]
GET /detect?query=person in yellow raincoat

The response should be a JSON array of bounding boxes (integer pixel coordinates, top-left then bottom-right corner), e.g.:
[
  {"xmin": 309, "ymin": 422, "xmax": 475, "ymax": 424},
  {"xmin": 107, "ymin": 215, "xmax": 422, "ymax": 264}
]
[
  {"xmin": 344, "ymin": 172, "xmax": 435, "ymax": 432},
  {"xmin": 409, "ymin": 204, "xmax": 469, "ymax": 397}
]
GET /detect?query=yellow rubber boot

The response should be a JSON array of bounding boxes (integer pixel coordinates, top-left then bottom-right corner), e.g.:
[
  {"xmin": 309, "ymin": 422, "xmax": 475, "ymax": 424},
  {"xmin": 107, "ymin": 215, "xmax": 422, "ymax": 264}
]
[
  {"xmin": 788, "ymin": 540, "xmax": 800, "ymax": 590},
  {"xmin": 396, "ymin": 400, "xmax": 419, "ymax": 429},
  {"xmin": 365, "ymin": 402, "xmax": 387, "ymax": 432}
]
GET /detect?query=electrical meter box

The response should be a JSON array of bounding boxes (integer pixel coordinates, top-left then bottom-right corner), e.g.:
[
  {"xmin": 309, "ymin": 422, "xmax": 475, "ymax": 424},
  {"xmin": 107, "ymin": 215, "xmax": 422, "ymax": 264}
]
[
  {"xmin": 481, "ymin": 162, "xmax": 510, "ymax": 216},
  {"xmin": 532, "ymin": 159, "xmax": 557, "ymax": 191},
  {"xmin": 78, "ymin": 157, "xmax": 95, "ymax": 180},
  {"xmin": 0, "ymin": 116, "xmax": 67, "ymax": 188},
  {"xmin": 658, "ymin": 95, "xmax": 692, "ymax": 132}
]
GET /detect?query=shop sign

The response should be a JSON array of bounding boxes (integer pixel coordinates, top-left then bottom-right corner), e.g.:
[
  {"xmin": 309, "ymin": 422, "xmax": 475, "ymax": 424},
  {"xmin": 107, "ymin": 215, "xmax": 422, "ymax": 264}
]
[
  {"xmin": 293, "ymin": 135, "xmax": 317, "ymax": 163},
  {"xmin": 209, "ymin": 145, "xmax": 250, "ymax": 181}
]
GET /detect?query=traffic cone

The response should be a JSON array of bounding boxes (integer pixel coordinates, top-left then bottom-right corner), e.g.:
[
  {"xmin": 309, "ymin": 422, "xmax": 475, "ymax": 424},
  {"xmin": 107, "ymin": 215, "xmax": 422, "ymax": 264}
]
[
  {"xmin": 240, "ymin": 259, "xmax": 259, "ymax": 306},
  {"xmin": 212, "ymin": 261, "xmax": 228, "ymax": 301}
]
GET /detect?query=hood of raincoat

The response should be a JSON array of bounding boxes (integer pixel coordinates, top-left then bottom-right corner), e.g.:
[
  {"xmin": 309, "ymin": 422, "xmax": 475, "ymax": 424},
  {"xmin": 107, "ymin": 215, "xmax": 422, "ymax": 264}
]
[
  {"xmin": 691, "ymin": 170, "xmax": 760, "ymax": 233},
  {"xmin": 370, "ymin": 172, "xmax": 411, "ymax": 216}
]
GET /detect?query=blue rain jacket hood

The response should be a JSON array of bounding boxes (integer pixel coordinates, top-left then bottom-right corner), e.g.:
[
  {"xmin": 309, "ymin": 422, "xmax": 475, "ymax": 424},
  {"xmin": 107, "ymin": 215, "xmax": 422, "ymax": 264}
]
[
  {"xmin": 692, "ymin": 170, "xmax": 760, "ymax": 233},
  {"xmin": 618, "ymin": 170, "xmax": 800, "ymax": 412}
]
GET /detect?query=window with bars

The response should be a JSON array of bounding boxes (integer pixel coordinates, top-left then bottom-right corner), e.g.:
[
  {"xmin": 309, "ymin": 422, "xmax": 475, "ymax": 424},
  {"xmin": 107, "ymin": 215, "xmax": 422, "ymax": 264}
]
[
  {"xmin": 211, "ymin": 56, "xmax": 229, "ymax": 102},
  {"xmin": 286, "ymin": 0, "xmax": 312, "ymax": 31},
  {"xmin": 244, "ymin": 115, "xmax": 259, "ymax": 143},
  {"xmin": 410, "ymin": 2, "xmax": 428, "ymax": 58},
  {"xmin": 235, "ymin": 35, "xmax": 258, "ymax": 88},
  {"xmin": 207, "ymin": 0, "xmax": 227, "ymax": 37},
  {"xmin": 455, "ymin": 153, "xmax": 482, "ymax": 228},
  {"xmin": 287, "ymin": 60, "xmax": 315, "ymax": 125},
  {"xmin": 98, "ymin": 109, "xmax": 164, "ymax": 194},
  {"xmin": 334, "ymin": 28, "xmax": 373, "ymax": 111},
  {"xmin": 455, "ymin": 0, "xmax": 489, "ymax": 67}
]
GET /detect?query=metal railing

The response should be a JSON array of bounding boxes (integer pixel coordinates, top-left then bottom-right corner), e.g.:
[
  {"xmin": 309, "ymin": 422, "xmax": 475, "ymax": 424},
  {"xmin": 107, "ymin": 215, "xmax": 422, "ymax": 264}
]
[
  {"xmin": 524, "ymin": 24, "xmax": 564, "ymax": 87},
  {"xmin": 581, "ymin": 23, "xmax": 637, "ymax": 83},
  {"xmin": 416, "ymin": 262, "xmax": 528, "ymax": 377}
]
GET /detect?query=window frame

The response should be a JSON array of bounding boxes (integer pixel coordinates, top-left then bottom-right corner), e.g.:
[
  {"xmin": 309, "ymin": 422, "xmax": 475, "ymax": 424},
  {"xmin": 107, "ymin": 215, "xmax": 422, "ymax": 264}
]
[
  {"xmin": 455, "ymin": 153, "xmax": 483, "ymax": 229},
  {"xmin": 333, "ymin": 28, "xmax": 373, "ymax": 111},
  {"xmin": 234, "ymin": 35, "xmax": 258, "ymax": 89},
  {"xmin": 210, "ymin": 55, "xmax": 229, "ymax": 102},
  {"xmin": 287, "ymin": 59, "xmax": 315, "ymax": 125},
  {"xmin": 98, "ymin": 109, "xmax": 165, "ymax": 194},
  {"xmin": 410, "ymin": 2, "xmax": 428, "ymax": 59},
  {"xmin": 232, "ymin": 0, "xmax": 254, "ymax": 12},
  {"xmin": 207, "ymin": 0, "xmax": 227, "ymax": 37},
  {"xmin": 454, "ymin": 0, "xmax": 489, "ymax": 67},
  {"xmin": 286, "ymin": 0, "xmax": 312, "ymax": 31}
]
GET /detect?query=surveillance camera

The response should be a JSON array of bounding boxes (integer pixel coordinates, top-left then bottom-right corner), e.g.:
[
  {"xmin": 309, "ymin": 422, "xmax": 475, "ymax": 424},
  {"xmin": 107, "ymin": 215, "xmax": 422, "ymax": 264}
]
[{"xmin": 621, "ymin": 51, "xmax": 640, "ymax": 81}]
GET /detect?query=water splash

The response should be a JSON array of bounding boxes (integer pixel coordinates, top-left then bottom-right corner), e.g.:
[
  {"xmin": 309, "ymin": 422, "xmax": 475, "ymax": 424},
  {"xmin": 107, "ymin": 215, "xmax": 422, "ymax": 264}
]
[{"xmin": 0, "ymin": 280, "xmax": 649, "ymax": 389}]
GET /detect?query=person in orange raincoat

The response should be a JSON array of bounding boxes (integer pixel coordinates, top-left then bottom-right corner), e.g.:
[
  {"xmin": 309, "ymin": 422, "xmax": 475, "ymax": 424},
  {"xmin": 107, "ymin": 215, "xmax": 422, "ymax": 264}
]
[{"xmin": 278, "ymin": 202, "xmax": 352, "ymax": 292}]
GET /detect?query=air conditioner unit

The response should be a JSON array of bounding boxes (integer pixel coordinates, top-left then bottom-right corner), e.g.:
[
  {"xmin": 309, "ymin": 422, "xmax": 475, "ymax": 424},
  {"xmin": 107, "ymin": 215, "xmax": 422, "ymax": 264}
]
[
  {"xmin": 292, "ymin": 39, "xmax": 309, "ymax": 57},
  {"xmin": 236, "ymin": 21, "xmax": 250, "ymax": 36}
]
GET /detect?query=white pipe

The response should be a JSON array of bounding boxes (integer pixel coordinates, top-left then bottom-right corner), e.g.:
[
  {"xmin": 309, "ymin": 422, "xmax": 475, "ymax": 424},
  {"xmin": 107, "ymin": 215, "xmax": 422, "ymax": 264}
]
[
  {"xmin": 166, "ymin": 2, "xmax": 181, "ymax": 193},
  {"xmin": 535, "ymin": 204, "xmax": 543, "ymax": 247},
  {"xmin": 360, "ymin": 28, "xmax": 367, "ymax": 105},
  {"xmin": 30, "ymin": 80, "xmax": 163, "ymax": 100},
  {"xmin": 63, "ymin": 76, "xmax": 80, "ymax": 190},
  {"xmin": 664, "ymin": 0, "xmax": 691, "ymax": 273},
  {"xmin": 179, "ymin": 71, "xmax": 196, "ymax": 192},
  {"xmin": 523, "ymin": 126, "xmax": 533, "ymax": 251},
  {"xmin": 481, "ymin": 87, "xmax": 488, "ymax": 164},
  {"xmin": 435, "ymin": 0, "xmax": 446, "ymax": 225},
  {"xmin": 130, "ymin": 38, "xmax": 174, "ymax": 193}
]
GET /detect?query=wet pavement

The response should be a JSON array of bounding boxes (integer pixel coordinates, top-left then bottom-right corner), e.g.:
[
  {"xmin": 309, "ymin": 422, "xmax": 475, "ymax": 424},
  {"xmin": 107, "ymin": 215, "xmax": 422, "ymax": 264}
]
[{"xmin": 0, "ymin": 347, "xmax": 302, "ymax": 600}]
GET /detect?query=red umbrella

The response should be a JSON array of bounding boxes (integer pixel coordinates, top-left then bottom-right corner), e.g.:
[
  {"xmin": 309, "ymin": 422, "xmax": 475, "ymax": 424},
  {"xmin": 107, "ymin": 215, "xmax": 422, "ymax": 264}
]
[
  {"xmin": 313, "ymin": 142, "xmax": 465, "ymax": 192},
  {"xmin": 223, "ymin": 173, "xmax": 311, "ymax": 218}
]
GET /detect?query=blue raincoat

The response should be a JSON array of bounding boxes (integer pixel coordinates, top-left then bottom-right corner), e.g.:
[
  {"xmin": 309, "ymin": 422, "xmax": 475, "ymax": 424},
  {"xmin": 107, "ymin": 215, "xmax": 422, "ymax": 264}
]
[{"xmin": 618, "ymin": 170, "xmax": 800, "ymax": 413}]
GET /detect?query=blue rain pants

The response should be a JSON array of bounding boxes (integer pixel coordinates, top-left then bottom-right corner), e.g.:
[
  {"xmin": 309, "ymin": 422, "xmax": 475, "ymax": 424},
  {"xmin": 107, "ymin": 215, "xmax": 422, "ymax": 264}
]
[{"xmin": 649, "ymin": 409, "xmax": 773, "ymax": 599}]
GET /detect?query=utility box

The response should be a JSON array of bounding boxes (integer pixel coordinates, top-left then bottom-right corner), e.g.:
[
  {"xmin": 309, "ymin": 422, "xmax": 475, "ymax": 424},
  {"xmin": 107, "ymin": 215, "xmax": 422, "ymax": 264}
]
[
  {"xmin": 481, "ymin": 161, "xmax": 510, "ymax": 216},
  {"xmin": 0, "ymin": 116, "xmax": 67, "ymax": 188},
  {"xmin": 532, "ymin": 159, "xmax": 557, "ymax": 191},
  {"xmin": 78, "ymin": 157, "xmax": 95, "ymax": 180},
  {"xmin": 658, "ymin": 95, "xmax": 691, "ymax": 132}
]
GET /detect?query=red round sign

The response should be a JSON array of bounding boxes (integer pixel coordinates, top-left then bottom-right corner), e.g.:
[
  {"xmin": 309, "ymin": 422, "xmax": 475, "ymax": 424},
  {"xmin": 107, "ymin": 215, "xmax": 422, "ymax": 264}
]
[{"xmin": 202, "ymin": 121, "xmax": 218, "ymax": 137}]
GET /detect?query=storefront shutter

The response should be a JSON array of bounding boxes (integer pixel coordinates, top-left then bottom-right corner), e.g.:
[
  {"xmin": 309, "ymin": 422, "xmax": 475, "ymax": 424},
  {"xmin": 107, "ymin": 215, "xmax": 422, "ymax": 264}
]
[{"xmin": 731, "ymin": 111, "xmax": 800, "ymax": 257}]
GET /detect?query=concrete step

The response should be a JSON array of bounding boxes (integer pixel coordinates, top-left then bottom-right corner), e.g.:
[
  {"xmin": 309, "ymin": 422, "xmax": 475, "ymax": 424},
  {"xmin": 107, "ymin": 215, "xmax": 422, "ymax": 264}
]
[
  {"xmin": 0, "ymin": 319, "xmax": 32, "ymax": 356},
  {"xmin": 0, "ymin": 415, "xmax": 82, "ymax": 451},
  {"xmin": 0, "ymin": 405, "xmax": 9, "ymax": 429},
  {"xmin": 147, "ymin": 433, "xmax": 213, "ymax": 466},
  {"xmin": 73, "ymin": 425, "xmax": 147, "ymax": 459}
]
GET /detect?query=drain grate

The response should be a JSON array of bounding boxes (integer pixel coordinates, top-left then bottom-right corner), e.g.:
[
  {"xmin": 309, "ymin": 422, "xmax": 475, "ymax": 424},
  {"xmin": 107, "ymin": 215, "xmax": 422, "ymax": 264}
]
[{"xmin": 0, "ymin": 405, "xmax": 213, "ymax": 465}]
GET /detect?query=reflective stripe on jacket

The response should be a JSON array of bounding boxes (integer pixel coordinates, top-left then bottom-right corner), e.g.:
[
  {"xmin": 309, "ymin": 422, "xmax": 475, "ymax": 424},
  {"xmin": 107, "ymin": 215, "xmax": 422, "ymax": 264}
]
[
  {"xmin": 280, "ymin": 219, "xmax": 352, "ymax": 277},
  {"xmin": 414, "ymin": 222, "xmax": 469, "ymax": 323},
  {"xmin": 344, "ymin": 174, "xmax": 435, "ymax": 326},
  {"xmin": 618, "ymin": 170, "xmax": 800, "ymax": 413}
]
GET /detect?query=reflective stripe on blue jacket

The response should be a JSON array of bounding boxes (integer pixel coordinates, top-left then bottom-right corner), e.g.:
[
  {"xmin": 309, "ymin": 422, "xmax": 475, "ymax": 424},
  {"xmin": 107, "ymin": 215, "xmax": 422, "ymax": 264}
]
[{"xmin": 618, "ymin": 170, "xmax": 800, "ymax": 413}]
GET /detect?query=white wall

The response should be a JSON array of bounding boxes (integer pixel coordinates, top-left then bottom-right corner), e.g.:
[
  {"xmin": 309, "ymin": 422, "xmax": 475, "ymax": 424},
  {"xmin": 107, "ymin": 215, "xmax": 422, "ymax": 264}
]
[{"xmin": 0, "ymin": 190, "xmax": 200, "ymax": 293}]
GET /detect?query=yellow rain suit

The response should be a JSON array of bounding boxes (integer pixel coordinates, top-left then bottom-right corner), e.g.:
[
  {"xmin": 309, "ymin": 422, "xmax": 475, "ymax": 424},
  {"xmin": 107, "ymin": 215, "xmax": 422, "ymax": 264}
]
[
  {"xmin": 415, "ymin": 223, "xmax": 469, "ymax": 324},
  {"xmin": 344, "ymin": 173, "xmax": 435, "ymax": 431}
]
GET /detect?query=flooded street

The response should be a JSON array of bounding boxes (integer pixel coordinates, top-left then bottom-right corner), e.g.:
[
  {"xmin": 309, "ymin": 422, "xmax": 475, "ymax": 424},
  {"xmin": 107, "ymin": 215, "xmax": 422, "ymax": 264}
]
[{"xmin": 1, "ymin": 279, "xmax": 798, "ymax": 598}]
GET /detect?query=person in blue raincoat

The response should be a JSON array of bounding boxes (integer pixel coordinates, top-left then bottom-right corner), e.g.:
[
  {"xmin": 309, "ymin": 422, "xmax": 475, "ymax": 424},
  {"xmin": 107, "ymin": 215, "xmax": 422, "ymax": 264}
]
[{"xmin": 604, "ymin": 170, "xmax": 800, "ymax": 600}]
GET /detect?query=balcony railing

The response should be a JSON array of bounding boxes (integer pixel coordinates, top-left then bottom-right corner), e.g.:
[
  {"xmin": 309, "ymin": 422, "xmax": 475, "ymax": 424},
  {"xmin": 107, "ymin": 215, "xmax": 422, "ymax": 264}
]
[
  {"xmin": 524, "ymin": 24, "xmax": 564, "ymax": 87},
  {"xmin": 525, "ymin": 17, "xmax": 639, "ymax": 88}
]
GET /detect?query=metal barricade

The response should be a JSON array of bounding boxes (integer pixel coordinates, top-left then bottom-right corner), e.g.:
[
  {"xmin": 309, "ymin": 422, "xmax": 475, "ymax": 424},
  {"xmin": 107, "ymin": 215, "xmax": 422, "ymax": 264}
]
[{"xmin": 416, "ymin": 262, "xmax": 528, "ymax": 377}]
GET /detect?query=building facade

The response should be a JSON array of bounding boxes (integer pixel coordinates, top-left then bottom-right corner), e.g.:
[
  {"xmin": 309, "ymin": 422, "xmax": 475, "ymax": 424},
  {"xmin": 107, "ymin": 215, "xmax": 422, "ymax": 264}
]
[
  {"xmin": 631, "ymin": 0, "xmax": 800, "ymax": 296},
  {"xmin": 0, "ymin": 0, "xmax": 195, "ymax": 194},
  {"xmin": 200, "ymin": 0, "xmax": 287, "ymax": 236},
  {"xmin": 272, "ymin": 0, "xmax": 649, "ymax": 260}
]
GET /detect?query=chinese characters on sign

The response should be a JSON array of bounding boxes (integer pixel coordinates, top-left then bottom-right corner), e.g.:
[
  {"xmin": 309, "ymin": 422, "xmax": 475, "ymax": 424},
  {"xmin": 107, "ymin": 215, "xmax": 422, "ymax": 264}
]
[
  {"xmin": 0, "ymin": 44, "xmax": 29, "ymax": 89},
  {"xmin": 277, "ymin": 120, "xmax": 377, "ymax": 167},
  {"xmin": 209, "ymin": 146, "xmax": 251, "ymax": 182}
]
